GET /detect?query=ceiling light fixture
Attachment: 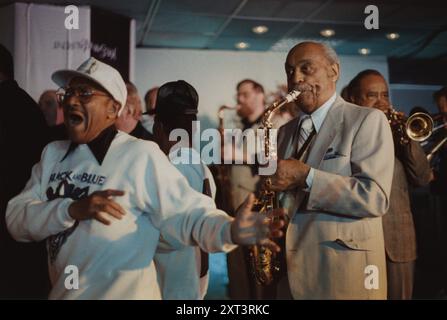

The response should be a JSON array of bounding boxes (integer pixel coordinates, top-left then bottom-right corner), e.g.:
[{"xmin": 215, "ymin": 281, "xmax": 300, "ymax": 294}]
[
  {"xmin": 358, "ymin": 48, "xmax": 371, "ymax": 55},
  {"xmin": 320, "ymin": 29, "xmax": 335, "ymax": 38},
  {"xmin": 386, "ymin": 32, "xmax": 400, "ymax": 40},
  {"xmin": 235, "ymin": 42, "xmax": 250, "ymax": 50},
  {"xmin": 252, "ymin": 25, "xmax": 269, "ymax": 34}
]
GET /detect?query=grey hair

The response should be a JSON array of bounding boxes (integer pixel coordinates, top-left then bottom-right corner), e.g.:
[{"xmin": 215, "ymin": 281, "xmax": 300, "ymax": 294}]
[
  {"xmin": 319, "ymin": 42, "xmax": 340, "ymax": 65},
  {"xmin": 290, "ymin": 41, "xmax": 340, "ymax": 65}
]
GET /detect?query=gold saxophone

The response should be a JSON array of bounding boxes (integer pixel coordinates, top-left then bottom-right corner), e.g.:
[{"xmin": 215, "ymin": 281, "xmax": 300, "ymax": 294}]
[{"xmin": 249, "ymin": 89, "xmax": 301, "ymax": 285}]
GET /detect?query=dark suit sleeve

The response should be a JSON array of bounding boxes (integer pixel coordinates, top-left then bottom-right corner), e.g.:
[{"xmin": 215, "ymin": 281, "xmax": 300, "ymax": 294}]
[{"xmin": 399, "ymin": 140, "xmax": 431, "ymax": 187}]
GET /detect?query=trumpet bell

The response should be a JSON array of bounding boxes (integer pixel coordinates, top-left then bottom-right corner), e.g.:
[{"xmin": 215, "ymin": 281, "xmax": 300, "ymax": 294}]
[{"xmin": 406, "ymin": 112, "xmax": 434, "ymax": 142}]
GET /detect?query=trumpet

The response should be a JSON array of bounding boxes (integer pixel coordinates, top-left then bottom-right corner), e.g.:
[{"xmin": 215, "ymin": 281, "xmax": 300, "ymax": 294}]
[
  {"xmin": 387, "ymin": 108, "xmax": 447, "ymax": 160},
  {"xmin": 386, "ymin": 107, "xmax": 410, "ymax": 145},
  {"xmin": 406, "ymin": 112, "xmax": 447, "ymax": 162},
  {"xmin": 406, "ymin": 112, "xmax": 446, "ymax": 142}
]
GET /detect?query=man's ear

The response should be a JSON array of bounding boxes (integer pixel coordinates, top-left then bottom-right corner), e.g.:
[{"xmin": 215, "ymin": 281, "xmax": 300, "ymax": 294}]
[
  {"xmin": 328, "ymin": 63, "xmax": 340, "ymax": 82},
  {"xmin": 106, "ymin": 101, "xmax": 120, "ymax": 119}
]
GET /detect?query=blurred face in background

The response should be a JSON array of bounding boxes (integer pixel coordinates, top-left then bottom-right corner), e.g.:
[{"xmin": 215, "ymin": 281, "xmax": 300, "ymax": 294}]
[
  {"xmin": 236, "ymin": 82, "xmax": 264, "ymax": 119},
  {"xmin": 436, "ymin": 95, "xmax": 447, "ymax": 116},
  {"xmin": 145, "ymin": 87, "xmax": 159, "ymax": 115},
  {"xmin": 39, "ymin": 90, "xmax": 59, "ymax": 126},
  {"xmin": 351, "ymin": 74, "xmax": 390, "ymax": 112},
  {"xmin": 115, "ymin": 84, "xmax": 142, "ymax": 133}
]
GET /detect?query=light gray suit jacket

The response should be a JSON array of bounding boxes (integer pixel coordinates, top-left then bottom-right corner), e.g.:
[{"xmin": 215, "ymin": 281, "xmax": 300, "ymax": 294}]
[{"xmin": 277, "ymin": 96, "xmax": 394, "ymax": 299}]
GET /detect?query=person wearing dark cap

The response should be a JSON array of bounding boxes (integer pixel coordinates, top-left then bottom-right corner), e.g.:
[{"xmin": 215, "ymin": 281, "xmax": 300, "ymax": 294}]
[
  {"xmin": 5, "ymin": 59, "xmax": 285, "ymax": 299},
  {"xmin": 151, "ymin": 80, "xmax": 215, "ymax": 299},
  {"xmin": 0, "ymin": 43, "xmax": 50, "ymax": 299}
]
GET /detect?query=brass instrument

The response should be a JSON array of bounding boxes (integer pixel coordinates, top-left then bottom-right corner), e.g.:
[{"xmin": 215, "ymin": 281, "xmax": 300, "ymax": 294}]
[
  {"xmin": 387, "ymin": 108, "xmax": 447, "ymax": 160},
  {"xmin": 249, "ymin": 89, "xmax": 300, "ymax": 286},
  {"xmin": 386, "ymin": 107, "xmax": 410, "ymax": 145},
  {"xmin": 218, "ymin": 105, "xmax": 235, "ymax": 131},
  {"xmin": 406, "ymin": 112, "xmax": 446, "ymax": 142},
  {"xmin": 406, "ymin": 112, "xmax": 447, "ymax": 162},
  {"xmin": 209, "ymin": 105, "xmax": 236, "ymax": 215}
]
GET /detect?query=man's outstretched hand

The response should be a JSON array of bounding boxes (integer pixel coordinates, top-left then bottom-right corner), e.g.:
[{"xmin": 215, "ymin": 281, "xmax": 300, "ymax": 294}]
[
  {"xmin": 230, "ymin": 193, "xmax": 286, "ymax": 252},
  {"xmin": 68, "ymin": 189, "xmax": 126, "ymax": 225}
]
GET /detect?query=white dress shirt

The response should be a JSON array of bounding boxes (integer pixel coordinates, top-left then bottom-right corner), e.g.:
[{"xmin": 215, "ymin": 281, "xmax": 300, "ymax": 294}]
[{"xmin": 301, "ymin": 92, "xmax": 337, "ymax": 189}]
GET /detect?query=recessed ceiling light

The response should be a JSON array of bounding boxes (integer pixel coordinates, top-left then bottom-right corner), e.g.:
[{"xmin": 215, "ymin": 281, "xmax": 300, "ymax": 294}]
[
  {"xmin": 252, "ymin": 25, "xmax": 269, "ymax": 34},
  {"xmin": 386, "ymin": 32, "xmax": 400, "ymax": 40},
  {"xmin": 320, "ymin": 29, "xmax": 335, "ymax": 37},
  {"xmin": 358, "ymin": 48, "xmax": 371, "ymax": 55},
  {"xmin": 235, "ymin": 42, "xmax": 249, "ymax": 50}
]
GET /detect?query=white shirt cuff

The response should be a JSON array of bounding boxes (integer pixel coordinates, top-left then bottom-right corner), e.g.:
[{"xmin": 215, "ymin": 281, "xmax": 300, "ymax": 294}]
[
  {"xmin": 304, "ymin": 167, "xmax": 314, "ymax": 192},
  {"xmin": 58, "ymin": 198, "xmax": 77, "ymax": 228},
  {"xmin": 221, "ymin": 219, "xmax": 238, "ymax": 252}
]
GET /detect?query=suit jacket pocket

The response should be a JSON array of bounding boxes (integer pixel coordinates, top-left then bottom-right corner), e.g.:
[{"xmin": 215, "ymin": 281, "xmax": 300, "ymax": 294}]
[
  {"xmin": 333, "ymin": 238, "xmax": 371, "ymax": 251},
  {"xmin": 335, "ymin": 218, "xmax": 376, "ymax": 251},
  {"xmin": 319, "ymin": 156, "xmax": 351, "ymax": 176}
]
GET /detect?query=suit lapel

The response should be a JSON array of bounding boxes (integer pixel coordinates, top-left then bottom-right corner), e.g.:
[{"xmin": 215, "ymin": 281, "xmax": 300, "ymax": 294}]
[
  {"xmin": 306, "ymin": 96, "xmax": 344, "ymax": 168},
  {"xmin": 288, "ymin": 96, "xmax": 345, "ymax": 221}
]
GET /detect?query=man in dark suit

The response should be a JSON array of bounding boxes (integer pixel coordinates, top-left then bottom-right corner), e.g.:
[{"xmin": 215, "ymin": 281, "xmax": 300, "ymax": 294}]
[
  {"xmin": 0, "ymin": 44, "xmax": 50, "ymax": 298},
  {"xmin": 431, "ymin": 86, "xmax": 447, "ymax": 296},
  {"xmin": 348, "ymin": 69, "xmax": 432, "ymax": 299}
]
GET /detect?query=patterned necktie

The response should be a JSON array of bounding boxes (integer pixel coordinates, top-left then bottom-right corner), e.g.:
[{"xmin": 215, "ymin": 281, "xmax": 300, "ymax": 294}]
[{"xmin": 296, "ymin": 115, "xmax": 315, "ymax": 159}]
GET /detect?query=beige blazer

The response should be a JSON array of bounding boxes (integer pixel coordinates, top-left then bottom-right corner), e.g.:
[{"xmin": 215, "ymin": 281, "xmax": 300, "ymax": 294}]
[{"xmin": 277, "ymin": 96, "xmax": 394, "ymax": 299}]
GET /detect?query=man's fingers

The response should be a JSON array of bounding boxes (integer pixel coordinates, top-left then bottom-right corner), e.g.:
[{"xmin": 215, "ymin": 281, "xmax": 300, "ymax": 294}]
[
  {"xmin": 94, "ymin": 212, "xmax": 111, "ymax": 225},
  {"xmin": 269, "ymin": 208, "xmax": 286, "ymax": 218},
  {"xmin": 259, "ymin": 239, "xmax": 281, "ymax": 253},
  {"xmin": 269, "ymin": 230, "xmax": 284, "ymax": 239},
  {"xmin": 268, "ymin": 178, "xmax": 282, "ymax": 192},
  {"xmin": 100, "ymin": 204, "xmax": 125, "ymax": 220},
  {"xmin": 106, "ymin": 200, "xmax": 126, "ymax": 216},
  {"xmin": 269, "ymin": 220, "xmax": 285, "ymax": 232},
  {"xmin": 241, "ymin": 193, "xmax": 255, "ymax": 213},
  {"xmin": 97, "ymin": 189, "xmax": 125, "ymax": 198},
  {"xmin": 105, "ymin": 189, "xmax": 125, "ymax": 197}
]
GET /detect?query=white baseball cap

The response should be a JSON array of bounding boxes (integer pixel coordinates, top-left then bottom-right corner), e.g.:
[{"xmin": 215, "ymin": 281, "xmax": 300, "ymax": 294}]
[{"xmin": 52, "ymin": 57, "xmax": 127, "ymax": 116}]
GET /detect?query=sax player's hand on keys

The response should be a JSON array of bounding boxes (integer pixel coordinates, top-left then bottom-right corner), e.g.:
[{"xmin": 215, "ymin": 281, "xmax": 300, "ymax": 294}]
[
  {"xmin": 270, "ymin": 159, "xmax": 310, "ymax": 191},
  {"xmin": 68, "ymin": 189, "xmax": 126, "ymax": 225},
  {"xmin": 230, "ymin": 193, "xmax": 285, "ymax": 252}
]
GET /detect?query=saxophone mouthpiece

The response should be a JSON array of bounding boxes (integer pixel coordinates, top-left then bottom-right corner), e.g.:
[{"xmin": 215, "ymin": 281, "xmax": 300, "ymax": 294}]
[{"xmin": 286, "ymin": 90, "xmax": 301, "ymax": 103}]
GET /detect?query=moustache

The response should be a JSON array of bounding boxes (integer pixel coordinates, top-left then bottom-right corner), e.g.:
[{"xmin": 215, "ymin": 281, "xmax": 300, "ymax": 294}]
[{"xmin": 293, "ymin": 83, "xmax": 313, "ymax": 93}]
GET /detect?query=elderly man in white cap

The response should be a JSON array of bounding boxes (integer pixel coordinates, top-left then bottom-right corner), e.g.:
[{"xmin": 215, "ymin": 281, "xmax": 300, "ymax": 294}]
[{"xmin": 5, "ymin": 57, "xmax": 285, "ymax": 300}]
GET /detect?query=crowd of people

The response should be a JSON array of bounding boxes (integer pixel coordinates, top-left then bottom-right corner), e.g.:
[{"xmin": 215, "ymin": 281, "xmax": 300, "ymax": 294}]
[{"xmin": 0, "ymin": 40, "xmax": 446, "ymax": 300}]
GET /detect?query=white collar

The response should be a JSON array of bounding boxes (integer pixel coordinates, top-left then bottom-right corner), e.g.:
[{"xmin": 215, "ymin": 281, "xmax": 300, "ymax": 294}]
[{"xmin": 299, "ymin": 92, "xmax": 336, "ymax": 133}]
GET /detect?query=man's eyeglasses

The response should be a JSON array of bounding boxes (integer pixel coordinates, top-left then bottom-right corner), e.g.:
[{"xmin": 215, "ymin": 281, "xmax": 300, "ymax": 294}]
[{"xmin": 56, "ymin": 86, "xmax": 111, "ymax": 104}]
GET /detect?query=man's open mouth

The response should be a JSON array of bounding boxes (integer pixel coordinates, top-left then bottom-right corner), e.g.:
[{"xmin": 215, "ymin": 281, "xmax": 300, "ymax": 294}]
[{"xmin": 67, "ymin": 111, "xmax": 85, "ymax": 127}]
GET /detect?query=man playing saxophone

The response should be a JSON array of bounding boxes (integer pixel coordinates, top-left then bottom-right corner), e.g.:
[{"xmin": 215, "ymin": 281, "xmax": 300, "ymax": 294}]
[
  {"xmin": 268, "ymin": 42, "xmax": 394, "ymax": 299},
  {"xmin": 348, "ymin": 69, "xmax": 432, "ymax": 299}
]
